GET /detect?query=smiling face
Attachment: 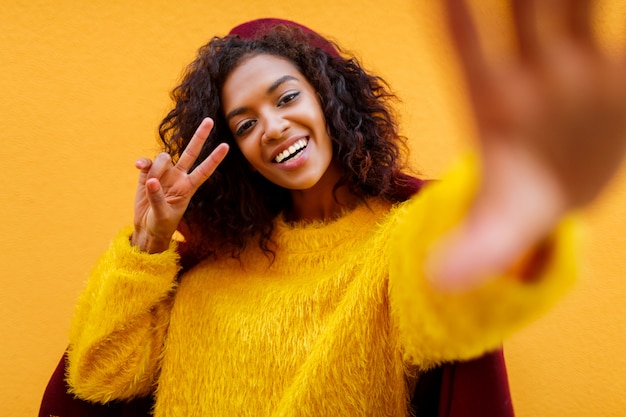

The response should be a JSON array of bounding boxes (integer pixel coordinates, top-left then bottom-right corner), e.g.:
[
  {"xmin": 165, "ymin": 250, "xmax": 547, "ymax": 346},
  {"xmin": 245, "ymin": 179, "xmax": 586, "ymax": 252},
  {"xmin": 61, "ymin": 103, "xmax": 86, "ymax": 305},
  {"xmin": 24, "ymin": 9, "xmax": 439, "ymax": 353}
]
[{"xmin": 221, "ymin": 54, "xmax": 340, "ymax": 192}]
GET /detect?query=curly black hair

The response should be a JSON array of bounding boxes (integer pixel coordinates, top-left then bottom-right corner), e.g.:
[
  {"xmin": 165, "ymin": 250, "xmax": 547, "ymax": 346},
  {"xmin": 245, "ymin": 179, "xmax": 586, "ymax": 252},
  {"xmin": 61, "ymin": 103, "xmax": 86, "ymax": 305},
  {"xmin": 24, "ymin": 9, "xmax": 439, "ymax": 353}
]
[{"xmin": 158, "ymin": 25, "xmax": 422, "ymax": 264}]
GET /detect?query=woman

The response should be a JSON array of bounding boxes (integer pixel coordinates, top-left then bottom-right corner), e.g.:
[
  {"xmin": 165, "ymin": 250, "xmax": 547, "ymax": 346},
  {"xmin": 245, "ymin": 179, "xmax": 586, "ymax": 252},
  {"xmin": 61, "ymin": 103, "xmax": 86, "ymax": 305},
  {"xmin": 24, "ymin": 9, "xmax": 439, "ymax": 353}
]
[{"xmin": 65, "ymin": 3, "xmax": 626, "ymax": 416}]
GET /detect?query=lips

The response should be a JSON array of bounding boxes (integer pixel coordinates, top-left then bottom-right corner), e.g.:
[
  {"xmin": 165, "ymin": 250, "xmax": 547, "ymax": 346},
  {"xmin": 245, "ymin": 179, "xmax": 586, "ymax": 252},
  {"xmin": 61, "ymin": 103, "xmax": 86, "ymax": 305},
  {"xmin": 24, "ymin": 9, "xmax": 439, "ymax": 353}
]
[{"xmin": 272, "ymin": 138, "xmax": 309, "ymax": 163}]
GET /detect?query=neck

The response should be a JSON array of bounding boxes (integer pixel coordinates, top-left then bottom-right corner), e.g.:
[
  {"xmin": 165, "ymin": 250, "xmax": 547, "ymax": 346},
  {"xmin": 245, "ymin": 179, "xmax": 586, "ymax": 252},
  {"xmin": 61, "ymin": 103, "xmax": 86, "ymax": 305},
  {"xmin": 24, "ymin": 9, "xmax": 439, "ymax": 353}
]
[{"xmin": 286, "ymin": 166, "xmax": 359, "ymax": 223}]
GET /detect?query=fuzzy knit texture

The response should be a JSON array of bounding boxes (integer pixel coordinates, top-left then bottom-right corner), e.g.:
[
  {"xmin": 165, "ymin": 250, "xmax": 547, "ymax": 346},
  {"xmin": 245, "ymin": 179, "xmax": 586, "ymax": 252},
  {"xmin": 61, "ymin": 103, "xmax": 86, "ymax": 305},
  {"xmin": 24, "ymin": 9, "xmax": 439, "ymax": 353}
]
[{"xmin": 67, "ymin": 155, "xmax": 579, "ymax": 416}]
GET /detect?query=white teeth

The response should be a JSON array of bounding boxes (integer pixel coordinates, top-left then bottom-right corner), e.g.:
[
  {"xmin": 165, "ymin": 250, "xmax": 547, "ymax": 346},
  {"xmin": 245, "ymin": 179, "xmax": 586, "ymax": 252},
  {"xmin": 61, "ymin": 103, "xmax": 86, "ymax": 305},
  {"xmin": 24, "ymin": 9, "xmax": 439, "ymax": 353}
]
[{"xmin": 274, "ymin": 139, "xmax": 308, "ymax": 163}]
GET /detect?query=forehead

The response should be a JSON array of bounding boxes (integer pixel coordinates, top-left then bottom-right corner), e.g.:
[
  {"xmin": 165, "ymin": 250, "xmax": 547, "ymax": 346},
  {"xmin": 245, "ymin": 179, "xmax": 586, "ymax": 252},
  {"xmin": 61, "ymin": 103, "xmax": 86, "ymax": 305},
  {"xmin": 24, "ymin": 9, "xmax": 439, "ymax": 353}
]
[{"xmin": 221, "ymin": 54, "xmax": 306, "ymax": 108}]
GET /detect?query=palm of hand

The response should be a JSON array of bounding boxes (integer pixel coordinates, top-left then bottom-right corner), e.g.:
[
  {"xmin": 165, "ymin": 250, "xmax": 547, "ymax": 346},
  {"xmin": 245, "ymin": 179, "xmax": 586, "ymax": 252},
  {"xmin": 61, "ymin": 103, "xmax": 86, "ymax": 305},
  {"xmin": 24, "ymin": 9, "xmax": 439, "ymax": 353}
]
[
  {"xmin": 432, "ymin": 0, "xmax": 626, "ymax": 290},
  {"xmin": 134, "ymin": 158, "xmax": 197, "ymax": 247},
  {"xmin": 131, "ymin": 118, "xmax": 229, "ymax": 253}
]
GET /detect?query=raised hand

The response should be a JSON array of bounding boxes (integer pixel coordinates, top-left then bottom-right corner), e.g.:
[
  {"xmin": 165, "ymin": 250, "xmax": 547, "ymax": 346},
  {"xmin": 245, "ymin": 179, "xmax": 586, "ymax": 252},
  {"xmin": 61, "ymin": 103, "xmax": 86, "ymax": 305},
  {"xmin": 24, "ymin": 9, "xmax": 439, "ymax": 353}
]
[
  {"xmin": 431, "ymin": 0, "xmax": 626, "ymax": 290},
  {"xmin": 131, "ymin": 118, "xmax": 229, "ymax": 253}
]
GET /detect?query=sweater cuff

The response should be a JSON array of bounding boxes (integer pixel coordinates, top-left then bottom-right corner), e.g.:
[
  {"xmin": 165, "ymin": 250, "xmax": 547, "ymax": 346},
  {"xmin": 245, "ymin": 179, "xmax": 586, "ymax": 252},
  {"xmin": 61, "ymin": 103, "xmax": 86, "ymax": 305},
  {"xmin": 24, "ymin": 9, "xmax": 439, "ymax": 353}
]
[
  {"xmin": 389, "ymin": 154, "xmax": 581, "ymax": 365},
  {"xmin": 112, "ymin": 226, "xmax": 181, "ymax": 278}
]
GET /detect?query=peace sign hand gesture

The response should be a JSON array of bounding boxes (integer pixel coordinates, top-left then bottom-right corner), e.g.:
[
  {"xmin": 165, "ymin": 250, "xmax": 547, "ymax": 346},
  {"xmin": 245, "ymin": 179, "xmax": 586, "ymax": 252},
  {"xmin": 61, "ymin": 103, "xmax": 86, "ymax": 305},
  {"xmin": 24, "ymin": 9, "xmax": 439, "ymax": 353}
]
[
  {"xmin": 432, "ymin": 0, "xmax": 626, "ymax": 290},
  {"xmin": 131, "ymin": 118, "xmax": 229, "ymax": 253}
]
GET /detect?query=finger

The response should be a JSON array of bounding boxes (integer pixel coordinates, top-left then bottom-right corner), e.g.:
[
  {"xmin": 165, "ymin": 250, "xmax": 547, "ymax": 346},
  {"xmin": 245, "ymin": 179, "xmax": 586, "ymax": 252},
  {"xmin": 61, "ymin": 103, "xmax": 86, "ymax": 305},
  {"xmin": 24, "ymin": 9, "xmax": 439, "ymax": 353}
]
[
  {"xmin": 443, "ymin": 0, "xmax": 490, "ymax": 94},
  {"xmin": 513, "ymin": 0, "xmax": 595, "ymax": 60},
  {"xmin": 144, "ymin": 177, "xmax": 170, "ymax": 220},
  {"xmin": 563, "ymin": 0, "xmax": 593, "ymax": 41},
  {"xmin": 544, "ymin": 0, "xmax": 594, "ymax": 42},
  {"xmin": 148, "ymin": 152, "xmax": 174, "ymax": 181},
  {"xmin": 512, "ymin": 0, "xmax": 539, "ymax": 60},
  {"xmin": 187, "ymin": 143, "xmax": 230, "ymax": 189},
  {"xmin": 176, "ymin": 117, "xmax": 215, "ymax": 173},
  {"xmin": 135, "ymin": 158, "xmax": 153, "ymax": 186}
]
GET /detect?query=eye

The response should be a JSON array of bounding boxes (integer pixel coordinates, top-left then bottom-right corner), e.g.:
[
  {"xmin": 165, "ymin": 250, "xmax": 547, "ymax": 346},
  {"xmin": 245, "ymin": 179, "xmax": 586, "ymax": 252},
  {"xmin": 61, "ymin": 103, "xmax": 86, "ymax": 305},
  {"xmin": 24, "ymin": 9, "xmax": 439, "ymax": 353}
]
[
  {"xmin": 235, "ymin": 119, "xmax": 256, "ymax": 137},
  {"xmin": 278, "ymin": 91, "xmax": 300, "ymax": 107}
]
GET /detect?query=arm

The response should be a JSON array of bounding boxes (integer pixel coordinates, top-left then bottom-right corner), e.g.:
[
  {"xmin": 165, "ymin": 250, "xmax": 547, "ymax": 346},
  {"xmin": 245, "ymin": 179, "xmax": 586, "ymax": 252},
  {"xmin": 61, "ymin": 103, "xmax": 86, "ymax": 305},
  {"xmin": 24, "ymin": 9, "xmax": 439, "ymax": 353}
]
[
  {"xmin": 388, "ymin": 155, "xmax": 580, "ymax": 366},
  {"xmin": 391, "ymin": 0, "xmax": 622, "ymax": 364},
  {"xmin": 67, "ymin": 118, "xmax": 229, "ymax": 402},
  {"xmin": 432, "ymin": 0, "xmax": 626, "ymax": 291},
  {"xmin": 66, "ymin": 227, "xmax": 180, "ymax": 402}
]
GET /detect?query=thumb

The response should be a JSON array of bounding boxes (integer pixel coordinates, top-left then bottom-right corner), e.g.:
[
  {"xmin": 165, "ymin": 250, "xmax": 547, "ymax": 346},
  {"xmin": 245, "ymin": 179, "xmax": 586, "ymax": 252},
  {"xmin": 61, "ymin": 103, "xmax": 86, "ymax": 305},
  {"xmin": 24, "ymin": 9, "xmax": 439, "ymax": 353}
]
[
  {"xmin": 427, "ymin": 140, "xmax": 570, "ymax": 292},
  {"xmin": 425, "ymin": 212, "xmax": 525, "ymax": 292}
]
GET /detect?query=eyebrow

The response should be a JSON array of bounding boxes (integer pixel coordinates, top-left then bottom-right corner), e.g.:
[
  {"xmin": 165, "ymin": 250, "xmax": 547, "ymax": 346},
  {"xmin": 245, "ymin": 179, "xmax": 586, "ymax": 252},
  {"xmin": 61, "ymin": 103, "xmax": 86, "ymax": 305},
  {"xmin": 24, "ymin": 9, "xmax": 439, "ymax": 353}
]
[{"xmin": 225, "ymin": 75, "xmax": 299, "ymax": 122}]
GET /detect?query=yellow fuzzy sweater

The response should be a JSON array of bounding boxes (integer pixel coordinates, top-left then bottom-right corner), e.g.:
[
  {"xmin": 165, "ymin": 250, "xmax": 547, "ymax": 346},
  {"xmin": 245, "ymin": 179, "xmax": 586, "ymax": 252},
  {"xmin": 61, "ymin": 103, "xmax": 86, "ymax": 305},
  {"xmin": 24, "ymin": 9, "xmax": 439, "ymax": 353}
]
[{"xmin": 67, "ymin": 158, "xmax": 578, "ymax": 416}]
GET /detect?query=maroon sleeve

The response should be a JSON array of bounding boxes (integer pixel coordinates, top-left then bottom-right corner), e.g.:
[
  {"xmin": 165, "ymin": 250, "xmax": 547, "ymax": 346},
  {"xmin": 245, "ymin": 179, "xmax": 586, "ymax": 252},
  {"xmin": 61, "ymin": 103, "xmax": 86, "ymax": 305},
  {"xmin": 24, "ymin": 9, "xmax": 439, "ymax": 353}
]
[
  {"xmin": 438, "ymin": 349, "xmax": 515, "ymax": 417},
  {"xmin": 38, "ymin": 351, "xmax": 152, "ymax": 417}
]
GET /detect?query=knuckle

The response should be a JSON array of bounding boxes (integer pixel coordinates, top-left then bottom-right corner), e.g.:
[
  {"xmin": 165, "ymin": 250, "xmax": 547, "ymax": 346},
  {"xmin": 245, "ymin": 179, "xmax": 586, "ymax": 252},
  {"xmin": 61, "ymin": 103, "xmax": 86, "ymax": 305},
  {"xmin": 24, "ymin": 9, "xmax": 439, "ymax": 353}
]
[{"xmin": 156, "ymin": 152, "xmax": 173, "ymax": 163}]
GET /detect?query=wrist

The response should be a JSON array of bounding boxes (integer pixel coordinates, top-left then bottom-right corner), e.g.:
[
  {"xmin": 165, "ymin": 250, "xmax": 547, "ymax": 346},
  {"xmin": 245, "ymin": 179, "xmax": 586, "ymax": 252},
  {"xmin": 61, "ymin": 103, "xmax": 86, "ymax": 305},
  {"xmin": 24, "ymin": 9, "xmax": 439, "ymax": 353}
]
[{"xmin": 130, "ymin": 229, "xmax": 171, "ymax": 254}]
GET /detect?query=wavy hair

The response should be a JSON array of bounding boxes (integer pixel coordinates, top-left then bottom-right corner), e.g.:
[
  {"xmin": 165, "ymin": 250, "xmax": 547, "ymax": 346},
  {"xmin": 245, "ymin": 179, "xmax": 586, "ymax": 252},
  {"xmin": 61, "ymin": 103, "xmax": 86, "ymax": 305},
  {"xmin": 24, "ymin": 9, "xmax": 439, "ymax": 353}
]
[{"xmin": 159, "ymin": 25, "xmax": 421, "ymax": 264}]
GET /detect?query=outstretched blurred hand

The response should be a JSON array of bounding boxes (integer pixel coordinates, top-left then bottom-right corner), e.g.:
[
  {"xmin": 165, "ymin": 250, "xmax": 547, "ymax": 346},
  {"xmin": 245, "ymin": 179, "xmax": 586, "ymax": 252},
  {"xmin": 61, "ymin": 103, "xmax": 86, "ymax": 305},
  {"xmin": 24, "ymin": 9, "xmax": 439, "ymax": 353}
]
[
  {"xmin": 431, "ymin": 0, "xmax": 626, "ymax": 291},
  {"xmin": 131, "ymin": 118, "xmax": 229, "ymax": 253}
]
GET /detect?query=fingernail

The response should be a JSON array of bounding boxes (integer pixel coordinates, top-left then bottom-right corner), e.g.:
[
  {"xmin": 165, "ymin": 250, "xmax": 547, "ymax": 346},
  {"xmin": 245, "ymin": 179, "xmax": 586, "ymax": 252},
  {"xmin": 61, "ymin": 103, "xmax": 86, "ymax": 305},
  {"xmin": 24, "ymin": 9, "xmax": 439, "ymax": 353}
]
[{"xmin": 146, "ymin": 178, "xmax": 159, "ymax": 192}]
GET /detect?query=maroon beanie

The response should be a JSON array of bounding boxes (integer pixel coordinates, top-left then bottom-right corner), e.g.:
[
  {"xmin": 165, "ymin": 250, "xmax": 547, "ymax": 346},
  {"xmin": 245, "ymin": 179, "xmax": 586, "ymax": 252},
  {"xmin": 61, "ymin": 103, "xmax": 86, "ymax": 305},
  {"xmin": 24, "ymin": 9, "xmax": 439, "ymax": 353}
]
[{"xmin": 228, "ymin": 18, "xmax": 340, "ymax": 57}]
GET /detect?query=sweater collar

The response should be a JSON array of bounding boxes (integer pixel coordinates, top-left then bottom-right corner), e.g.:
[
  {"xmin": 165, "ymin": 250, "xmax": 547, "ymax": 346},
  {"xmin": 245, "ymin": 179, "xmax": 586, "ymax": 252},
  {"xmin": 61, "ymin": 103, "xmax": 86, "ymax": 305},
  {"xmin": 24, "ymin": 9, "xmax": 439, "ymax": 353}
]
[{"xmin": 272, "ymin": 198, "xmax": 392, "ymax": 253}]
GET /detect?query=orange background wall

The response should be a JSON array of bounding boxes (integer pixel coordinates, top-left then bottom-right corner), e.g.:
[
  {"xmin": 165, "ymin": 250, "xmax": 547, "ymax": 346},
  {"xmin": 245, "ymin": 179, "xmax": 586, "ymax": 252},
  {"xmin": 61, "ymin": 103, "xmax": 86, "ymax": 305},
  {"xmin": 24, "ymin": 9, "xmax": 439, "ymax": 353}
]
[{"xmin": 2, "ymin": 1, "xmax": 625, "ymax": 416}]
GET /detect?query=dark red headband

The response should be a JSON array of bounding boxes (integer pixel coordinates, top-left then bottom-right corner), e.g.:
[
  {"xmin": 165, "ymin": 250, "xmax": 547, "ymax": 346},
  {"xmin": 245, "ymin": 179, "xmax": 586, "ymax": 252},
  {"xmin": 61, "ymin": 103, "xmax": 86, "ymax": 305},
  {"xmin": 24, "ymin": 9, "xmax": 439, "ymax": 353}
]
[{"xmin": 228, "ymin": 18, "xmax": 340, "ymax": 57}]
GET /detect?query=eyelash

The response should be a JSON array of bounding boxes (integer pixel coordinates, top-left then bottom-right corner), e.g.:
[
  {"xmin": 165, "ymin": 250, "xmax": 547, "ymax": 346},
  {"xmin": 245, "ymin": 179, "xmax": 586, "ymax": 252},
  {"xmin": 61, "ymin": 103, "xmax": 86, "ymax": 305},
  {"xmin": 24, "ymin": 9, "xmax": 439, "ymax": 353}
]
[
  {"xmin": 236, "ymin": 120, "xmax": 256, "ymax": 137},
  {"xmin": 234, "ymin": 91, "xmax": 301, "ymax": 137},
  {"xmin": 278, "ymin": 91, "xmax": 299, "ymax": 106}
]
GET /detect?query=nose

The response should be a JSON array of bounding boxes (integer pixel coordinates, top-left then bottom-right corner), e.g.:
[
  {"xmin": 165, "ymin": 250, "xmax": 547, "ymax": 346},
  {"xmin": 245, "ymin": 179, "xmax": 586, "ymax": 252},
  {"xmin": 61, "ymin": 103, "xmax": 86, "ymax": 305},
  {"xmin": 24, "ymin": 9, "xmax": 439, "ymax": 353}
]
[{"xmin": 261, "ymin": 111, "xmax": 289, "ymax": 143}]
